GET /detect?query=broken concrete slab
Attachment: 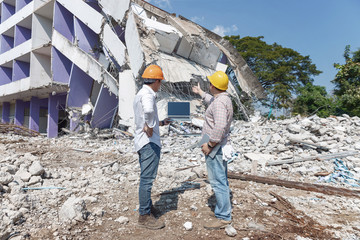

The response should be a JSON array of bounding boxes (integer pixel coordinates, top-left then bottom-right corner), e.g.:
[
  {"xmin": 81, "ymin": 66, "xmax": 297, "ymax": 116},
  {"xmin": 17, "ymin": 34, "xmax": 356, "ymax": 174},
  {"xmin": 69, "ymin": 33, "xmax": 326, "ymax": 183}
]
[
  {"xmin": 102, "ymin": 24, "xmax": 127, "ymax": 67},
  {"xmin": 57, "ymin": 0, "xmax": 104, "ymax": 34},
  {"xmin": 125, "ymin": 11, "xmax": 145, "ymax": 79},
  {"xmin": 99, "ymin": 0, "xmax": 130, "ymax": 22},
  {"xmin": 52, "ymin": 30, "xmax": 118, "ymax": 96},
  {"xmin": 118, "ymin": 70, "xmax": 136, "ymax": 126}
]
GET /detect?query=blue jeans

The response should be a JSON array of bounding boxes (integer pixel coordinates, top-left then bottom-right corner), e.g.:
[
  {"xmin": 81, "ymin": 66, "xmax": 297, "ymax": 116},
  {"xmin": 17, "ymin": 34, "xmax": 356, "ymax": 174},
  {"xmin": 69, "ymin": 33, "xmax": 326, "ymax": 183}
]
[
  {"xmin": 138, "ymin": 142, "xmax": 161, "ymax": 215},
  {"xmin": 206, "ymin": 148, "xmax": 231, "ymax": 221}
]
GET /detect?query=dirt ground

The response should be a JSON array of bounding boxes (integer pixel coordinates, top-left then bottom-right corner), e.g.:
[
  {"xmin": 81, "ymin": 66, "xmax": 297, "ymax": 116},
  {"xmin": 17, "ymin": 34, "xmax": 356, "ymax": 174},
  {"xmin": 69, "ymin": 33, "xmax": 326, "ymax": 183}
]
[{"xmin": 1, "ymin": 134, "xmax": 360, "ymax": 240}]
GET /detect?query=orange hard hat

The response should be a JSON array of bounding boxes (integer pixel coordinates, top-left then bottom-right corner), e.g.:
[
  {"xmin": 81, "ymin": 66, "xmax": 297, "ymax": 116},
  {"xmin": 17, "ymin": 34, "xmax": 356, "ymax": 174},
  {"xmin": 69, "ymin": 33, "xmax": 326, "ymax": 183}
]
[{"xmin": 142, "ymin": 65, "xmax": 164, "ymax": 80}]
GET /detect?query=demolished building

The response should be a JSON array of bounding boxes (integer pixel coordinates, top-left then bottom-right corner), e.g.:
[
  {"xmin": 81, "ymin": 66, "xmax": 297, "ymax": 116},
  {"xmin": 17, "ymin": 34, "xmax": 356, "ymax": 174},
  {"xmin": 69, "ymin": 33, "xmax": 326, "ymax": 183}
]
[{"xmin": 0, "ymin": 0, "xmax": 264, "ymax": 138}]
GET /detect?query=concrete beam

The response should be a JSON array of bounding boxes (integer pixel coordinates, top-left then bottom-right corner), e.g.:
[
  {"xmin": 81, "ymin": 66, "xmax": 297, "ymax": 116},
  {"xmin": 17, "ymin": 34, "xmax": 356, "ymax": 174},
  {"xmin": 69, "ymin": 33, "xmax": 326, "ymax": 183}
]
[
  {"xmin": 125, "ymin": 11, "xmax": 144, "ymax": 79},
  {"xmin": 118, "ymin": 70, "xmax": 135, "ymax": 123},
  {"xmin": 52, "ymin": 30, "xmax": 118, "ymax": 96},
  {"xmin": 57, "ymin": 0, "xmax": 104, "ymax": 34},
  {"xmin": 99, "ymin": 0, "xmax": 130, "ymax": 22}
]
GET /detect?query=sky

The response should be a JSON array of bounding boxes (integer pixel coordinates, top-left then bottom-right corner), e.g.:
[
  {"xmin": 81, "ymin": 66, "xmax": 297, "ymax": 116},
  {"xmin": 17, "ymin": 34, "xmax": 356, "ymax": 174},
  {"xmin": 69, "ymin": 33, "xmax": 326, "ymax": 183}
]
[{"xmin": 147, "ymin": 0, "xmax": 360, "ymax": 93}]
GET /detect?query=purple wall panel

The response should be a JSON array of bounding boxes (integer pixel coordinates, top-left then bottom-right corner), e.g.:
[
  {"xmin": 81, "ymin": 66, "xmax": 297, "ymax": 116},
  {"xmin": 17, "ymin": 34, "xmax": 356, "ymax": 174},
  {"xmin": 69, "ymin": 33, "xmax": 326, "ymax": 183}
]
[
  {"xmin": 67, "ymin": 64, "xmax": 93, "ymax": 107},
  {"xmin": 69, "ymin": 112, "xmax": 79, "ymax": 132},
  {"xmin": 74, "ymin": 18, "xmax": 99, "ymax": 57},
  {"xmin": 29, "ymin": 96, "xmax": 40, "ymax": 132},
  {"xmin": 1, "ymin": 35, "xmax": 14, "ymax": 54},
  {"xmin": 114, "ymin": 25, "xmax": 125, "ymax": 43},
  {"xmin": 47, "ymin": 94, "xmax": 66, "ymax": 138},
  {"xmin": 0, "ymin": 66, "xmax": 12, "ymax": 85},
  {"xmin": 86, "ymin": 0, "xmax": 101, "ymax": 12},
  {"xmin": 15, "ymin": 0, "xmax": 32, "ymax": 12},
  {"xmin": 39, "ymin": 98, "xmax": 48, "ymax": 108},
  {"xmin": 91, "ymin": 85, "xmax": 118, "ymax": 129},
  {"xmin": 1, "ymin": 3, "xmax": 15, "ymax": 23},
  {"xmin": 53, "ymin": 2, "xmax": 74, "ymax": 42},
  {"xmin": 14, "ymin": 25, "xmax": 31, "ymax": 46},
  {"xmin": 1, "ymin": 102, "xmax": 10, "ymax": 123},
  {"xmin": 13, "ymin": 60, "xmax": 30, "ymax": 81},
  {"xmin": 52, "ymin": 47, "xmax": 72, "ymax": 84},
  {"xmin": 15, "ymin": 99, "xmax": 24, "ymax": 126}
]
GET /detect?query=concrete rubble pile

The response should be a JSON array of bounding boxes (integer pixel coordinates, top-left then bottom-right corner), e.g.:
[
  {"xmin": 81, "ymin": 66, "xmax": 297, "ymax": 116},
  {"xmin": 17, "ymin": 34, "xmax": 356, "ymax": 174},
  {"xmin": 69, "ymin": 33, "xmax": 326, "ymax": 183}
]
[{"xmin": 1, "ymin": 114, "xmax": 360, "ymax": 239}]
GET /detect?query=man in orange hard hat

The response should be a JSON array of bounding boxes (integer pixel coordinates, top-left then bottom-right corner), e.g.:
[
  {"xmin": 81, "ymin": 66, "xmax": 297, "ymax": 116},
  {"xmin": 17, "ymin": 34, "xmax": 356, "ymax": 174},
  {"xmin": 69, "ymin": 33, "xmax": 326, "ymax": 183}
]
[
  {"xmin": 192, "ymin": 71, "xmax": 233, "ymax": 229},
  {"xmin": 133, "ymin": 64, "xmax": 170, "ymax": 229}
]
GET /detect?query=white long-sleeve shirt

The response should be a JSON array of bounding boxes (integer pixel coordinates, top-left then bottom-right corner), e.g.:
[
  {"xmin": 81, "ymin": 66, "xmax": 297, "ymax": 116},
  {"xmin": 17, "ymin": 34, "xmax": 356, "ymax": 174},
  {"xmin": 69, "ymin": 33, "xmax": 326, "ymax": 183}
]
[{"xmin": 133, "ymin": 85, "xmax": 161, "ymax": 152}]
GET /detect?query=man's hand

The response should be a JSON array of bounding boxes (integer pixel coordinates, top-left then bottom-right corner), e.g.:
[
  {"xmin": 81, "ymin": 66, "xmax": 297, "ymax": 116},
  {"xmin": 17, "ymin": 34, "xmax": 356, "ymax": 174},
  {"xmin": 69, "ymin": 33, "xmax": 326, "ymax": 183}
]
[
  {"xmin": 162, "ymin": 118, "xmax": 172, "ymax": 126},
  {"xmin": 192, "ymin": 83, "xmax": 204, "ymax": 96},
  {"xmin": 143, "ymin": 123, "xmax": 153, "ymax": 137},
  {"xmin": 201, "ymin": 143, "xmax": 212, "ymax": 156}
]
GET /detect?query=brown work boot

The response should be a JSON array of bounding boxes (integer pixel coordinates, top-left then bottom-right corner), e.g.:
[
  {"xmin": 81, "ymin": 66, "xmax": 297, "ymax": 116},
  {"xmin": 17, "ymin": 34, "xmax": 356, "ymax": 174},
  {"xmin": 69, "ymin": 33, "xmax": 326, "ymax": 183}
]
[
  {"xmin": 138, "ymin": 214, "xmax": 165, "ymax": 230},
  {"xmin": 204, "ymin": 217, "xmax": 231, "ymax": 230}
]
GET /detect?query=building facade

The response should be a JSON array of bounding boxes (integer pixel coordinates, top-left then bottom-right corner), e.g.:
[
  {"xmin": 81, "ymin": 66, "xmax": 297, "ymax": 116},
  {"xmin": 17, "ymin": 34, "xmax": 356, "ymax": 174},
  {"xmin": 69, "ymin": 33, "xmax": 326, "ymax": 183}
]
[{"xmin": 0, "ymin": 0, "xmax": 264, "ymax": 138}]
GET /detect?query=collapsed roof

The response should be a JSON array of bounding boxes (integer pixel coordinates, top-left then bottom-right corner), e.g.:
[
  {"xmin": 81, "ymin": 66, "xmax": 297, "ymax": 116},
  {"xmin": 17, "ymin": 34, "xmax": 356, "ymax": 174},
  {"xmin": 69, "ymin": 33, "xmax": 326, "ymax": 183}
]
[{"xmin": 115, "ymin": 0, "xmax": 265, "ymax": 125}]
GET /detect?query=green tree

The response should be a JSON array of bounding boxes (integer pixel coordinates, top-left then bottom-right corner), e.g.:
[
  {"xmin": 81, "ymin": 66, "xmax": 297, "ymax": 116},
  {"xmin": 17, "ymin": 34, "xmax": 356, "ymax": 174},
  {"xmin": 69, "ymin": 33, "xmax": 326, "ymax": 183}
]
[
  {"xmin": 292, "ymin": 83, "xmax": 335, "ymax": 118},
  {"xmin": 224, "ymin": 36, "xmax": 322, "ymax": 109},
  {"xmin": 332, "ymin": 46, "xmax": 360, "ymax": 116}
]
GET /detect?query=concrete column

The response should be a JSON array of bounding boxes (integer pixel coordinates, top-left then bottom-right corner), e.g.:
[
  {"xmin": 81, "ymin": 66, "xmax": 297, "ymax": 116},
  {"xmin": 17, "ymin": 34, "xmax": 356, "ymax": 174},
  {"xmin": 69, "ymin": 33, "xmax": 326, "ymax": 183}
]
[
  {"xmin": 47, "ymin": 94, "xmax": 59, "ymax": 138},
  {"xmin": 14, "ymin": 99, "xmax": 24, "ymax": 126},
  {"xmin": 29, "ymin": 97, "xmax": 40, "ymax": 132},
  {"xmin": 2, "ymin": 102, "xmax": 10, "ymax": 123}
]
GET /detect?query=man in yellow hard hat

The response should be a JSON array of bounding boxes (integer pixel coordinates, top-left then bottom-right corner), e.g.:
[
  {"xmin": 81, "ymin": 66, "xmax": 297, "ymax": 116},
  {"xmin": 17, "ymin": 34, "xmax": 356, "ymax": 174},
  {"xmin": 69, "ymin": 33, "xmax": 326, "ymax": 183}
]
[
  {"xmin": 133, "ymin": 64, "xmax": 170, "ymax": 229},
  {"xmin": 192, "ymin": 70, "xmax": 233, "ymax": 229}
]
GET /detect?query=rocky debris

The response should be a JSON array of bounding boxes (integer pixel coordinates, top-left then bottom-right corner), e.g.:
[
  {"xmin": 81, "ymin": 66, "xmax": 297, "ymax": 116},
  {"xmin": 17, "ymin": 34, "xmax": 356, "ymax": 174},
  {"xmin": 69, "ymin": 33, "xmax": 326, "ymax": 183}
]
[
  {"xmin": 28, "ymin": 161, "xmax": 44, "ymax": 176},
  {"xmin": 225, "ymin": 225, "xmax": 237, "ymax": 237},
  {"xmin": 0, "ymin": 171, "xmax": 13, "ymax": 185},
  {"xmin": 0, "ymin": 114, "xmax": 359, "ymax": 239},
  {"xmin": 115, "ymin": 216, "xmax": 129, "ymax": 224},
  {"xmin": 59, "ymin": 197, "xmax": 88, "ymax": 224},
  {"xmin": 183, "ymin": 221, "xmax": 192, "ymax": 231}
]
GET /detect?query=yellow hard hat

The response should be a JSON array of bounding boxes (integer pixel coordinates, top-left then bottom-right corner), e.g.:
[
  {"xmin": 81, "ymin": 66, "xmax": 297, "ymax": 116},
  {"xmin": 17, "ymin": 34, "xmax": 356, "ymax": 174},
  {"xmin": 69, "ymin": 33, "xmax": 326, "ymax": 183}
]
[
  {"xmin": 142, "ymin": 65, "xmax": 164, "ymax": 80},
  {"xmin": 207, "ymin": 71, "xmax": 229, "ymax": 90}
]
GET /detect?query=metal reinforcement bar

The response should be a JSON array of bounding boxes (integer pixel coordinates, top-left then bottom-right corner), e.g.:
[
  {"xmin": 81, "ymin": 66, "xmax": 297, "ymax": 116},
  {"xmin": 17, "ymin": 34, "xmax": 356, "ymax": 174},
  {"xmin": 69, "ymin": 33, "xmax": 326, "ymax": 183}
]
[
  {"xmin": 267, "ymin": 151, "xmax": 359, "ymax": 166},
  {"xmin": 0, "ymin": 123, "xmax": 40, "ymax": 137},
  {"xmin": 228, "ymin": 172, "xmax": 360, "ymax": 198}
]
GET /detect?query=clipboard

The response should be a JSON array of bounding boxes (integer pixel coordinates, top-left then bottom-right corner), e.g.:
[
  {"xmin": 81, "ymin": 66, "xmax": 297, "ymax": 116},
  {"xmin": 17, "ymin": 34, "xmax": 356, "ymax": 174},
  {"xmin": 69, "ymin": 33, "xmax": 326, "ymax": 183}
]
[{"xmin": 196, "ymin": 134, "xmax": 221, "ymax": 158}]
